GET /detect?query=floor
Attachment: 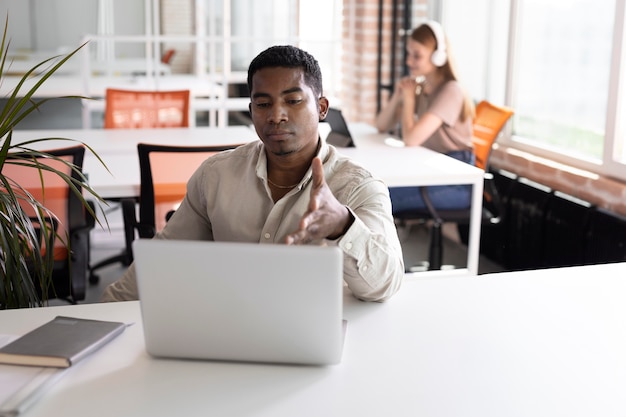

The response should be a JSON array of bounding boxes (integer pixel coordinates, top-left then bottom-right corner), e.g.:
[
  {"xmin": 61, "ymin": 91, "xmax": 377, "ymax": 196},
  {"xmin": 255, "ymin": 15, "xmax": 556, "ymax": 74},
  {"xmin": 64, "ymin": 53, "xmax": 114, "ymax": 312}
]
[{"xmin": 54, "ymin": 210, "xmax": 506, "ymax": 306}]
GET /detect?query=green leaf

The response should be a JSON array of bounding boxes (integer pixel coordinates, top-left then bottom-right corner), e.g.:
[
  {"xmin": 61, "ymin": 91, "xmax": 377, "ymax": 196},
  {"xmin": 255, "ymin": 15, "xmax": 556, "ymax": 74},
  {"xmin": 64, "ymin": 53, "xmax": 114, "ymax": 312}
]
[{"xmin": 0, "ymin": 15, "xmax": 106, "ymax": 309}]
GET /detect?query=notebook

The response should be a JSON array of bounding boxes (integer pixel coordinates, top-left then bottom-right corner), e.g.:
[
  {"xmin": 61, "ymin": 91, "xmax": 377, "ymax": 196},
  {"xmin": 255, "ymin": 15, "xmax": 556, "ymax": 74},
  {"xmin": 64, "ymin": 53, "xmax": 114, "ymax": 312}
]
[
  {"xmin": 133, "ymin": 239, "xmax": 345, "ymax": 366},
  {"xmin": 0, "ymin": 316, "xmax": 126, "ymax": 368},
  {"xmin": 324, "ymin": 107, "xmax": 355, "ymax": 147}
]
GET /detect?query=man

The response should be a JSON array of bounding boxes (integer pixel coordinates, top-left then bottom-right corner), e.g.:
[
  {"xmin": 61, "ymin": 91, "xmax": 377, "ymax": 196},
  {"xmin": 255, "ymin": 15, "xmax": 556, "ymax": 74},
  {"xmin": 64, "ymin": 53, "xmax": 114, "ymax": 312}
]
[{"xmin": 101, "ymin": 45, "xmax": 404, "ymax": 302}]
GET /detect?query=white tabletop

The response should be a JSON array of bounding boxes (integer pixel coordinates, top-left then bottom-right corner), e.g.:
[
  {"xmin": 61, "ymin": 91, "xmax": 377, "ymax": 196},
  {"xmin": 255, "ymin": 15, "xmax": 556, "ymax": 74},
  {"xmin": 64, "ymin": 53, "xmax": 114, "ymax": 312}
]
[
  {"xmin": 10, "ymin": 123, "xmax": 483, "ymax": 196},
  {"xmin": 342, "ymin": 123, "xmax": 484, "ymax": 186},
  {"xmin": 0, "ymin": 74, "xmax": 222, "ymax": 99},
  {"xmin": 10, "ymin": 126, "xmax": 261, "ymax": 200},
  {"xmin": 344, "ymin": 124, "xmax": 484, "ymax": 275},
  {"xmin": 3, "ymin": 263, "xmax": 626, "ymax": 417},
  {"xmin": 4, "ymin": 57, "xmax": 171, "ymax": 77},
  {"xmin": 11, "ymin": 123, "xmax": 485, "ymax": 275}
]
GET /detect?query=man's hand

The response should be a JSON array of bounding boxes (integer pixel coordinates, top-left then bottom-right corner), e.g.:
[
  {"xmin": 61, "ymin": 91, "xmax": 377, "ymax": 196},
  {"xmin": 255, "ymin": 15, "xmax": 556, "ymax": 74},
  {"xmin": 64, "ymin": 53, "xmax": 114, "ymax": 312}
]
[{"xmin": 285, "ymin": 157, "xmax": 354, "ymax": 244}]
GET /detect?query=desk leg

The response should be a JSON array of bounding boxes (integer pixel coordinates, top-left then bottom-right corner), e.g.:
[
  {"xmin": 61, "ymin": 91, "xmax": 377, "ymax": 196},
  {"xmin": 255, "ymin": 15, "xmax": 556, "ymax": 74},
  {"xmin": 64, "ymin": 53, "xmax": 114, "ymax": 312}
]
[{"xmin": 467, "ymin": 179, "xmax": 484, "ymax": 275}]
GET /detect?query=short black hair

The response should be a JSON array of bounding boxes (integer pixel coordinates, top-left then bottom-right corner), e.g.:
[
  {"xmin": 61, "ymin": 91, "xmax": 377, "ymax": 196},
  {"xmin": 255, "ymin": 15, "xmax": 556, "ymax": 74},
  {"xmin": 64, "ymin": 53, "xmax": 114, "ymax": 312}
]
[{"xmin": 247, "ymin": 45, "xmax": 323, "ymax": 98}]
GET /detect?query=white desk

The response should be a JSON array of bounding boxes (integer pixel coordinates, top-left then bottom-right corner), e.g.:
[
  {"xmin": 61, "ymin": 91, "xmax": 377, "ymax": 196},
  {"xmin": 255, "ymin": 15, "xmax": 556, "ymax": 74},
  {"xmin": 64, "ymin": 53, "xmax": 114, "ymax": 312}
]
[
  {"xmin": 0, "ymin": 74, "xmax": 242, "ymax": 128},
  {"xmin": 10, "ymin": 126, "xmax": 261, "ymax": 200},
  {"xmin": 344, "ymin": 124, "xmax": 485, "ymax": 275},
  {"xmin": 0, "ymin": 74, "xmax": 221, "ymax": 99},
  {"xmin": 3, "ymin": 263, "xmax": 626, "ymax": 417},
  {"xmin": 11, "ymin": 124, "xmax": 484, "ymax": 275},
  {"xmin": 4, "ymin": 56, "xmax": 171, "ymax": 77}
]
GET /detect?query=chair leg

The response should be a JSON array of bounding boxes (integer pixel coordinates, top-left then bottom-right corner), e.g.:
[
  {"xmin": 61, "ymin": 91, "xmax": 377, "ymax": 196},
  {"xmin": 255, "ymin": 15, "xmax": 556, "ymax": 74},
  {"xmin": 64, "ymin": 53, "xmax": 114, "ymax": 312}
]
[
  {"xmin": 89, "ymin": 198, "xmax": 137, "ymax": 284},
  {"xmin": 89, "ymin": 252, "xmax": 131, "ymax": 284},
  {"xmin": 428, "ymin": 221, "xmax": 443, "ymax": 270}
]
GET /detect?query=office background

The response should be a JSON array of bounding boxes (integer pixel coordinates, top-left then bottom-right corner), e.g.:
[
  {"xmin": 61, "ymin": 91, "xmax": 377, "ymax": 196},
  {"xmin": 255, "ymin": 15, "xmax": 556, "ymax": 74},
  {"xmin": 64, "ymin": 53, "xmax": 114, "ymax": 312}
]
[{"xmin": 2, "ymin": 0, "xmax": 626, "ymax": 271}]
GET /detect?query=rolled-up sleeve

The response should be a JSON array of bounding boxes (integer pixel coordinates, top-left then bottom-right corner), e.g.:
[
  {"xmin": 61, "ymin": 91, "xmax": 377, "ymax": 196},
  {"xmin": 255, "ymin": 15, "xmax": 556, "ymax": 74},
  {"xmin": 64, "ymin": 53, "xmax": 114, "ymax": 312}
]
[{"xmin": 332, "ymin": 177, "xmax": 404, "ymax": 302}]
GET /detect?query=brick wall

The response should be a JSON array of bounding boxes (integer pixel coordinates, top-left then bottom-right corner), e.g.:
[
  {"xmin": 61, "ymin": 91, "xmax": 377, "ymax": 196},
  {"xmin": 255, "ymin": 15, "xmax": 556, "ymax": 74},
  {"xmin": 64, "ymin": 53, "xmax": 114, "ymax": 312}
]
[
  {"xmin": 340, "ymin": 0, "xmax": 381, "ymax": 123},
  {"xmin": 340, "ymin": 0, "xmax": 428, "ymax": 124}
]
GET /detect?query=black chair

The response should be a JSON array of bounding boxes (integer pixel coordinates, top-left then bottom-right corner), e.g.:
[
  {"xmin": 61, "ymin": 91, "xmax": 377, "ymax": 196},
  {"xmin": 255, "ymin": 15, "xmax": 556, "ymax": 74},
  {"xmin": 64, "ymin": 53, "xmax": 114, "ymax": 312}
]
[
  {"xmin": 88, "ymin": 89, "xmax": 192, "ymax": 283},
  {"xmin": 5, "ymin": 146, "xmax": 94, "ymax": 303},
  {"xmin": 117, "ymin": 143, "xmax": 237, "ymax": 263}
]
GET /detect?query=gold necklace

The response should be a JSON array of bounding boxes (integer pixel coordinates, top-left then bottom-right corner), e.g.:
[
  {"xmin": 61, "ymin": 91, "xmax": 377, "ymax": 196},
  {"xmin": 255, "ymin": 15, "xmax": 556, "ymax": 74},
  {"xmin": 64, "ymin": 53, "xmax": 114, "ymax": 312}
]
[{"xmin": 267, "ymin": 177, "xmax": 299, "ymax": 189}]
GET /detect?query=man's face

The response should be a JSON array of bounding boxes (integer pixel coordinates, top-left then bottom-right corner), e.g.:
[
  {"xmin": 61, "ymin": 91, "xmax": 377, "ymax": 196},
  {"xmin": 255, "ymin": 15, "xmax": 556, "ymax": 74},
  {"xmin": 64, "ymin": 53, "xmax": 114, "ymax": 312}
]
[{"xmin": 249, "ymin": 67, "xmax": 327, "ymax": 157}]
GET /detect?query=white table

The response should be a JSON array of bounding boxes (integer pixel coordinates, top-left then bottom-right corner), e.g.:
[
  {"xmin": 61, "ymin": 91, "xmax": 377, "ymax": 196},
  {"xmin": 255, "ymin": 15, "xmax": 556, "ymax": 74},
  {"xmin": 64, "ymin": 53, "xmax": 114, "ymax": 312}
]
[
  {"xmin": 11, "ymin": 124, "xmax": 484, "ymax": 275},
  {"xmin": 4, "ymin": 56, "xmax": 171, "ymax": 77},
  {"xmin": 3, "ymin": 263, "xmax": 626, "ymax": 417},
  {"xmin": 0, "ymin": 74, "xmax": 242, "ymax": 128},
  {"xmin": 10, "ymin": 126, "xmax": 261, "ymax": 200},
  {"xmin": 341, "ymin": 124, "xmax": 485, "ymax": 275}
]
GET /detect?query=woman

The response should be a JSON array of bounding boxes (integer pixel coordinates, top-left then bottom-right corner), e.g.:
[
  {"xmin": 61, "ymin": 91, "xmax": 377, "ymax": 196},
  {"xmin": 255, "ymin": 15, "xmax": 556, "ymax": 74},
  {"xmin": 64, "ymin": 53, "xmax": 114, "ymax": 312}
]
[{"xmin": 376, "ymin": 20, "xmax": 475, "ymax": 214}]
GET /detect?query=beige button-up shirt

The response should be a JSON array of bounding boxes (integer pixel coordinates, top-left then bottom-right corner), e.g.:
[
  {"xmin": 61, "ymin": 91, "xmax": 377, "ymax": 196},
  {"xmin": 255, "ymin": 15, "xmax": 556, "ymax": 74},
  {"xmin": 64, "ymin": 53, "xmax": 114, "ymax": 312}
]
[{"xmin": 101, "ymin": 139, "xmax": 404, "ymax": 302}]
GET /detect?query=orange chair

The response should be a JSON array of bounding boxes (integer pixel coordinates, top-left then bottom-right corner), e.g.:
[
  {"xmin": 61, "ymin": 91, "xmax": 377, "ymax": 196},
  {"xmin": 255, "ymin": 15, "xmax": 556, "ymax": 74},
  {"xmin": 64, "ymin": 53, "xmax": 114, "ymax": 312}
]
[
  {"xmin": 4, "ymin": 146, "xmax": 94, "ymax": 303},
  {"xmin": 118, "ymin": 143, "xmax": 237, "ymax": 261},
  {"xmin": 90, "ymin": 89, "xmax": 192, "ymax": 282},
  {"xmin": 472, "ymin": 100, "xmax": 515, "ymax": 171},
  {"xmin": 395, "ymin": 100, "xmax": 514, "ymax": 271},
  {"xmin": 161, "ymin": 49, "xmax": 176, "ymax": 65},
  {"xmin": 103, "ymin": 88, "xmax": 191, "ymax": 129}
]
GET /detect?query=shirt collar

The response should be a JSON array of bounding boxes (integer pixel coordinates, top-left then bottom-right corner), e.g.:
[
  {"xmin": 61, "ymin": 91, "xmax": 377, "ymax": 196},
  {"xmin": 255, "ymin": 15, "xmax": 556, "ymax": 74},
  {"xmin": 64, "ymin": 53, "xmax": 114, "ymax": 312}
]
[{"xmin": 256, "ymin": 136, "xmax": 329, "ymax": 189}]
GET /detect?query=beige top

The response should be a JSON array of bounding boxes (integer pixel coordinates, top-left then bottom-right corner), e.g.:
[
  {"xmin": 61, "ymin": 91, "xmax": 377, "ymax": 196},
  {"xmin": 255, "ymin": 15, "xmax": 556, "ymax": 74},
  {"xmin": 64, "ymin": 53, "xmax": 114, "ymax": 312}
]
[
  {"xmin": 418, "ymin": 80, "xmax": 473, "ymax": 154},
  {"xmin": 101, "ymin": 139, "xmax": 404, "ymax": 303}
]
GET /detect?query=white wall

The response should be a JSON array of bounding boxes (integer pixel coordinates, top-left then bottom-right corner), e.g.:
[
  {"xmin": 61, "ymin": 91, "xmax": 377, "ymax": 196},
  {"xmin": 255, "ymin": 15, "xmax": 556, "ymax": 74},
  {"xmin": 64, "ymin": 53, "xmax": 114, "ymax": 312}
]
[
  {"xmin": 0, "ymin": 0, "xmax": 33, "ymax": 49},
  {"xmin": 0, "ymin": 0, "xmax": 144, "ymax": 55}
]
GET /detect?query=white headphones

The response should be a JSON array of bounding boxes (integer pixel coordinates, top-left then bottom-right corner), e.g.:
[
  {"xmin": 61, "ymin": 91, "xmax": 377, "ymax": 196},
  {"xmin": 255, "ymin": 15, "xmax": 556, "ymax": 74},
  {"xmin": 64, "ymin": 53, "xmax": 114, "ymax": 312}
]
[{"xmin": 422, "ymin": 20, "xmax": 448, "ymax": 67}]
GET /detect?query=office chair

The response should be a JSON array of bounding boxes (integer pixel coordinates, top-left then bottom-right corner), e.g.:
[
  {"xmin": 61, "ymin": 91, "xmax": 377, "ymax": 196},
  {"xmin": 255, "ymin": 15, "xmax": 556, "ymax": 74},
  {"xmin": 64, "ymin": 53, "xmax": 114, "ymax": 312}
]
[
  {"xmin": 5, "ymin": 146, "xmax": 94, "ymax": 303},
  {"xmin": 89, "ymin": 89, "xmax": 192, "ymax": 283},
  {"xmin": 103, "ymin": 88, "xmax": 191, "ymax": 129},
  {"xmin": 117, "ymin": 143, "xmax": 237, "ymax": 262},
  {"xmin": 395, "ymin": 100, "xmax": 514, "ymax": 271},
  {"xmin": 161, "ymin": 49, "xmax": 176, "ymax": 65}
]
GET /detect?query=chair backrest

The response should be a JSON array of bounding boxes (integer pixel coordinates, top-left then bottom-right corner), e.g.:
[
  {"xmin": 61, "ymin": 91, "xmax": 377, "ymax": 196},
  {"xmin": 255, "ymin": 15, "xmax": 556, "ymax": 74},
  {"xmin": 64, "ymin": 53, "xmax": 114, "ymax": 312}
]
[
  {"xmin": 3, "ymin": 146, "xmax": 86, "ymax": 261},
  {"xmin": 104, "ymin": 88, "xmax": 191, "ymax": 129},
  {"xmin": 472, "ymin": 100, "xmax": 514, "ymax": 170},
  {"xmin": 137, "ymin": 143, "xmax": 238, "ymax": 235},
  {"xmin": 161, "ymin": 48, "xmax": 176, "ymax": 64}
]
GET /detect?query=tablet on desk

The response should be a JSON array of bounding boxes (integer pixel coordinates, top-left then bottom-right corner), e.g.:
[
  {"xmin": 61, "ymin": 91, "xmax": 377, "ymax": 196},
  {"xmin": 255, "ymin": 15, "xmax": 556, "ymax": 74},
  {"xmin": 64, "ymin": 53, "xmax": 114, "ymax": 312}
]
[{"xmin": 324, "ymin": 108, "xmax": 355, "ymax": 148}]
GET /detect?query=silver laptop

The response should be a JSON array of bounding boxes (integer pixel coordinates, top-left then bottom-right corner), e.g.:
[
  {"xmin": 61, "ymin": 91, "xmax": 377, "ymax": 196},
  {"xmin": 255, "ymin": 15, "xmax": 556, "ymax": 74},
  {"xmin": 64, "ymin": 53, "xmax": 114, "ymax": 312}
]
[{"xmin": 133, "ymin": 239, "xmax": 345, "ymax": 365}]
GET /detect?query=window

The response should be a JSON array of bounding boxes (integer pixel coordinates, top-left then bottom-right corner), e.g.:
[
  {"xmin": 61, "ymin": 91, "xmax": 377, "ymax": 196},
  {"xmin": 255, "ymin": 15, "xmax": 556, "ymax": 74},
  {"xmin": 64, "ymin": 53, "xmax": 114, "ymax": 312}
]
[
  {"xmin": 442, "ymin": 0, "xmax": 626, "ymax": 181},
  {"xmin": 201, "ymin": 0, "xmax": 342, "ymax": 96}
]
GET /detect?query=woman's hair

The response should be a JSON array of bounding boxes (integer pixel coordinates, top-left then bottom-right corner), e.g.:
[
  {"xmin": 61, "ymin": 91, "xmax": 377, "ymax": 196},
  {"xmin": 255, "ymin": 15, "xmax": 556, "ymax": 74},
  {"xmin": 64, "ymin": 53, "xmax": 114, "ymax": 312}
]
[
  {"xmin": 411, "ymin": 23, "xmax": 475, "ymax": 121},
  {"xmin": 247, "ymin": 45, "xmax": 323, "ymax": 98}
]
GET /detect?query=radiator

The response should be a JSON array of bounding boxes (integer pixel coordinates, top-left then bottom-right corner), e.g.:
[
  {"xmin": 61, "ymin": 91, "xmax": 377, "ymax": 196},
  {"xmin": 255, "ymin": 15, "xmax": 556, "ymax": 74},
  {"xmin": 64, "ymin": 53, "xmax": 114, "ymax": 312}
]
[
  {"xmin": 505, "ymin": 177, "xmax": 552, "ymax": 270},
  {"xmin": 584, "ymin": 207, "xmax": 626, "ymax": 264},
  {"xmin": 477, "ymin": 168, "xmax": 518, "ymax": 266},
  {"xmin": 542, "ymin": 191, "xmax": 592, "ymax": 268}
]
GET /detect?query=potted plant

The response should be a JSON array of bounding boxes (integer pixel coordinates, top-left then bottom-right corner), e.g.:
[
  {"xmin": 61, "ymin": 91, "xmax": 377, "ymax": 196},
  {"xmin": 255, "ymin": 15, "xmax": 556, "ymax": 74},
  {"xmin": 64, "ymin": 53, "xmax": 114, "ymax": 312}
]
[{"xmin": 0, "ymin": 16, "xmax": 104, "ymax": 309}]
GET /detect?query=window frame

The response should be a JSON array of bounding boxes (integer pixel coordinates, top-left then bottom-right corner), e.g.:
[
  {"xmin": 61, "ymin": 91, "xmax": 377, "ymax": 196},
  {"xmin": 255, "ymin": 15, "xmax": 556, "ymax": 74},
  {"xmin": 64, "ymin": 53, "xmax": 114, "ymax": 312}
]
[{"xmin": 443, "ymin": 0, "xmax": 626, "ymax": 181}]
